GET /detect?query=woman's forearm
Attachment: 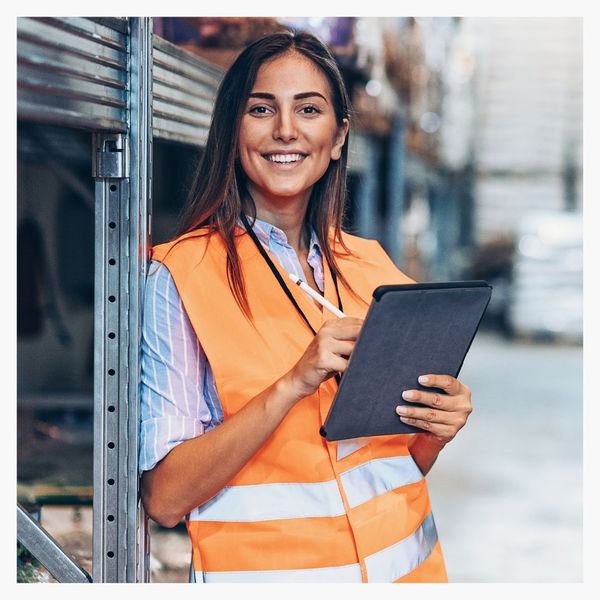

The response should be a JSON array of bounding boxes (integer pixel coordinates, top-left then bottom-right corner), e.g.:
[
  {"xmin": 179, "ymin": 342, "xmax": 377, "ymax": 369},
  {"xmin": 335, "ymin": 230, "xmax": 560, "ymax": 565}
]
[{"xmin": 141, "ymin": 376, "xmax": 300, "ymax": 528}]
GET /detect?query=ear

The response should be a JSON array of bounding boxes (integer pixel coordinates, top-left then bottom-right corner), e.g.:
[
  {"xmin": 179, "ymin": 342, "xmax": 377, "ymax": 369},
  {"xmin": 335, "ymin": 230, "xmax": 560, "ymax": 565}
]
[{"xmin": 330, "ymin": 118, "xmax": 350, "ymax": 161}]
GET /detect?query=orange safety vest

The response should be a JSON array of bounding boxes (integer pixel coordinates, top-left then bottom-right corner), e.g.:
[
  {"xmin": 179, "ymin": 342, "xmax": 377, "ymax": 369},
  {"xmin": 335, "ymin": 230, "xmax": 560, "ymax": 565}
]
[{"xmin": 152, "ymin": 226, "xmax": 448, "ymax": 583}]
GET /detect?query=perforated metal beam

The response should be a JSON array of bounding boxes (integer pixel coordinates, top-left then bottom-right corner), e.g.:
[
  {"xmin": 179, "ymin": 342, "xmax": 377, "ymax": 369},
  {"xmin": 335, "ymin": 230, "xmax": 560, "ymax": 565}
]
[{"xmin": 92, "ymin": 17, "xmax": 152, "ymax": 583}]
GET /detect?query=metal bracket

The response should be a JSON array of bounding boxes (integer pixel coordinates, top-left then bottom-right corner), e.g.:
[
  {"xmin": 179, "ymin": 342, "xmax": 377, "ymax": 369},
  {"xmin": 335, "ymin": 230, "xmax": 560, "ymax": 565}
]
[{"xmin": 93, "ymin": 133, "xmax": 129, "ymax": 179}]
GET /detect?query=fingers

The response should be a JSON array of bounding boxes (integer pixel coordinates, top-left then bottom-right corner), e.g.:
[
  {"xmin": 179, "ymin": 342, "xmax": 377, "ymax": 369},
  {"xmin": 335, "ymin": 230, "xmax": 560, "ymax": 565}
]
[
  {"xmin": 316, "ymin": 340, "xmax": 354, "ymax": 370},
  {"xmin": 401, "ymin": 388, "xmax": 445, "ymax": 408},
  {"xmin": 327, "ymin": 354, "xmax": 349, "ymax": 374},
  {"xmin": 329, "ymin": 339, "xmax": 356, "ymax": 359},
  {"xmin": 395, "ymin": 413, "xmax": 456, "ymax": 438},
  {"xmin": 395, "ymin": 403, "xmax": 454, "ymax": 426},
  {"xmin": 417, "ymin": 374, "xmax": 462, "ymax": 395},
  {"xmin": 320, "ymin": 317, "xmax": 363, "ymax": 341},
  {"xmin": 395, "ymin": 402, "xmax": 465, "ymax": 442},
  {"xmin": 396, "ymin": 375, "xmax": 472, "ymax": 442},
  {"xmin": 400, "ymin": 382, "xmax": 471, "ymax": 416}
]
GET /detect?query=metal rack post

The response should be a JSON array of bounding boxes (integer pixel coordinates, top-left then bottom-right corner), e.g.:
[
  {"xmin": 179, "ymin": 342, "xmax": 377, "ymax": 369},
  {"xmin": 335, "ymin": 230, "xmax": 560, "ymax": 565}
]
[{"xmin": 92, "ymin": 17, "xmax": 152, "ymax": 583}]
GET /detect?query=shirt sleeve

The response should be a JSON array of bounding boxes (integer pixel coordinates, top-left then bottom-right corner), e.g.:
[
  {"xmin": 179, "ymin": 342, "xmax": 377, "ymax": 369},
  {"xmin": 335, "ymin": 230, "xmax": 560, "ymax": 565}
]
[{"xmin": 139, "ymin": 261, "xmax": 223, "ymax": 473}]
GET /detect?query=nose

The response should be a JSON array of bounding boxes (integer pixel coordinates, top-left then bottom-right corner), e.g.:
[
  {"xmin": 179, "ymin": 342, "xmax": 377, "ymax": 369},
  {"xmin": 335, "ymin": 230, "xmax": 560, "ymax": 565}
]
[{"xmin": 273, "ymin": 107, "xmax": 298, "ymax": 142}]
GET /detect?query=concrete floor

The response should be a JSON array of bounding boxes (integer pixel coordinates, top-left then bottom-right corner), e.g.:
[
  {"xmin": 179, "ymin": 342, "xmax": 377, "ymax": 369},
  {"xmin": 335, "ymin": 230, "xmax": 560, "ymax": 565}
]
[{"xmin": 426, "ymin": 331, "xmax": 583, "ymax": 582}]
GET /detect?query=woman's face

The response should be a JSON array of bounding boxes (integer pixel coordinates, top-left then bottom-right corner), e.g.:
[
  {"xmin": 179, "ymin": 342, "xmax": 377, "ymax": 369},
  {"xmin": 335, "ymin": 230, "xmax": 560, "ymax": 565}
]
[{"xmin": 238, "ymin": 51, "xmax": 349, "ymax": 211}]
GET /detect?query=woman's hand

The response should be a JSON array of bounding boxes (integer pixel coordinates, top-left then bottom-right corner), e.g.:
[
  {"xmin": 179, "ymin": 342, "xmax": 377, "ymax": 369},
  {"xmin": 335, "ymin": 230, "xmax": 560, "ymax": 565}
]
[
  {"xmin": 396, "ymin": 374, "xmax": 473, "ymax": 445},
  {"xmin": 283, "ymin": 317, "xmax": 364, "ymax": 402}
]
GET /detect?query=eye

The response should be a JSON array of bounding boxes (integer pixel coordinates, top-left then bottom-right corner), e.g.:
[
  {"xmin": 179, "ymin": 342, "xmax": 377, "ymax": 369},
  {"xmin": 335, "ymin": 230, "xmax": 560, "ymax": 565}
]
[
  {"xmin": 248, "ymin": 104, "xmax": 272, "ymax": 116},
  {"xmin": 300, "ymin": 105, "xmax": 321, "ymax": 115}
]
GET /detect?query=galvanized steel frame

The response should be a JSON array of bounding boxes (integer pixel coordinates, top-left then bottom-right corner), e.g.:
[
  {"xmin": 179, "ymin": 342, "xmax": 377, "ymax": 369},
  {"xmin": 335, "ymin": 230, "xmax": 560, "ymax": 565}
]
[{"xmin": 91, "ymin": 17, "xmax": 152, "ymax": 583}]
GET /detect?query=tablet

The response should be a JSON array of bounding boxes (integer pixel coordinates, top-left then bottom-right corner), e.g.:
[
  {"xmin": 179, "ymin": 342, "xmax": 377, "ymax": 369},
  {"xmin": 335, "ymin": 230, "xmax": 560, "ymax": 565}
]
[{"xmin": 320, "ymin": 281, "xmax": 492, "ymax": 441}]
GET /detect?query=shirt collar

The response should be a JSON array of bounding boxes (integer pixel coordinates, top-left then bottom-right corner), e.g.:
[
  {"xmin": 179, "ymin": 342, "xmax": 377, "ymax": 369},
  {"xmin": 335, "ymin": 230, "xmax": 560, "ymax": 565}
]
[{"xmin": 242, "ymin": 215, "xmax": 323, "ymax": 257}]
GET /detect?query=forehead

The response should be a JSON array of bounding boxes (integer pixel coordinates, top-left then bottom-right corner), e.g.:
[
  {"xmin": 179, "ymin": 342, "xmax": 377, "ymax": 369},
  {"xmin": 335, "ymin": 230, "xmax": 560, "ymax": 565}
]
[{"xmin": 252, "ymin": 51, "xmax": 332, "ymax": 96}]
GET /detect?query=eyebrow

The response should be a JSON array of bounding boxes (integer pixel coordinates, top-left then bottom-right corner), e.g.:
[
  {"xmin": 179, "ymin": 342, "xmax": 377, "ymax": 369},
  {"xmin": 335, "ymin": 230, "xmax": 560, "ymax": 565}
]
[{"xmin": 248, "ymin": 91, "xmax": 329, "ymax": 104}]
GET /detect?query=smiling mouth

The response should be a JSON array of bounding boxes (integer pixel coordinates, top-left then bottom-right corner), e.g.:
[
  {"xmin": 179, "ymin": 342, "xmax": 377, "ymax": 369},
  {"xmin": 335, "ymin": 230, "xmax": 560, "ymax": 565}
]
[{"xmin": 262, "ymin": 153, "xmax": 307, "ymax": 164}]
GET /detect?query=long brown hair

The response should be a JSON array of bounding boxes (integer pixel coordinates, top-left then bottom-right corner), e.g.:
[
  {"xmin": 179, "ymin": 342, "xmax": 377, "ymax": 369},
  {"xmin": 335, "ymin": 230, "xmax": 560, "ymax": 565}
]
[{"xmin": 176, "ymin": 29, "xmax": 362, "ymax": 320}]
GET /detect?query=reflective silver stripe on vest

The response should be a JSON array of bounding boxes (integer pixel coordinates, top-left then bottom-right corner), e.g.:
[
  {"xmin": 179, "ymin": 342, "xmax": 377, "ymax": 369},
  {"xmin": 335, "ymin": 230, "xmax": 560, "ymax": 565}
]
[
  {"xmin": 199, "ymin": 562, "xmax": 363, "ymax": 583},
  {"xmin": 364, "ymin": 512, "xmax": 438, "ymax": 582},
  {"xmin": 189, "ymin": 455, "xmax": 424, "ymax": 522},
  {"xmin": 196, "ymin": 513, "xmax": 438, "ymax": 583},
  {"xmin": 339, "ymin": 455, "xmax": 424, "ymax": 508},
  {"xmin": 189, "ymin": 479, "xmax": 346, "ymax": 522}
]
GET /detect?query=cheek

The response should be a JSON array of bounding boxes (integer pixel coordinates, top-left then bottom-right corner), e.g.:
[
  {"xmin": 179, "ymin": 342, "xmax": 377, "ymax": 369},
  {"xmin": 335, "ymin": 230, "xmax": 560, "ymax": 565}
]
[
  {"xmin": 237, "ymin": 138, "xmax": 260, "ymax": 176},
  {"xmin": 238, "ymin": 123, "xmax": 257, "ymax": 160},
  {"xmin": 239, "ymin": 155, "xmax": 263, "ymax": 188}
]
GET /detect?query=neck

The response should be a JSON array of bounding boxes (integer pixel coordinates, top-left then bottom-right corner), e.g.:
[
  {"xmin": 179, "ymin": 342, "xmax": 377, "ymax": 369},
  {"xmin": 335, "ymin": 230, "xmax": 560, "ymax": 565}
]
[{"xmin": 247, "ymin": 188, "xmax": 311, "ymax": 254}]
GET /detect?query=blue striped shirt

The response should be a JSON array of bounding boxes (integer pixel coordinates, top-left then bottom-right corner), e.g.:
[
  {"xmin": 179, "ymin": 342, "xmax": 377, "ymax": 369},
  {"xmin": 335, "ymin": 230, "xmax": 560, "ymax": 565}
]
[{"xmin": 139, "ymin": 218, "xmax": 325, "ymax": 473}]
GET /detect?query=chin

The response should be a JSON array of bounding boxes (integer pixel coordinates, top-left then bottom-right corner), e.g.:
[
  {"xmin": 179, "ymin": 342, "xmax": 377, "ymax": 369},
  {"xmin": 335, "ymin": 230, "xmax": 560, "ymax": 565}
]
[
  {"xmin": 262, "ymin": 184, "xmax": 309, "ymax": 199},
  {"xmin": 271, "ymin": 188, "xmax": 305, "ymax": 198}
]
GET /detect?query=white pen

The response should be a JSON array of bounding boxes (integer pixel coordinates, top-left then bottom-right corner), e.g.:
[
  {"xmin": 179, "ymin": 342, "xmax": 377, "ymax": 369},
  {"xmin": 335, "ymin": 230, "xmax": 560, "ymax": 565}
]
[{"xmin": 288, "ymin": 273, "xmax": 347, "ymax": 318}]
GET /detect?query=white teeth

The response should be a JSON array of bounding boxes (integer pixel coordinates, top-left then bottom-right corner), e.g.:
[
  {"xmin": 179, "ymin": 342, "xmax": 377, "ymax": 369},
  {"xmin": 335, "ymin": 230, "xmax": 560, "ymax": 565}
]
[{"xmin": 266, "ymin": 153, "xmax": 304, "ymax": 163}]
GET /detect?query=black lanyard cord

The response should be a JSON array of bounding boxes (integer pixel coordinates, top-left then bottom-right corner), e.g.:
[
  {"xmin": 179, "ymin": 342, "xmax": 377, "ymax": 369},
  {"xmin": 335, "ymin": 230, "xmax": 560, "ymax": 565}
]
[
  {"xmin": 239, "ymin": 212, "xmax": 345, "ymax": 387},
  {"xmin": 239, "ymin": 212, "xmax": 345, "ymax": 333},
  {"xmin": 240, "ymin": 212, "xmax": 317, "ymax": 335}
]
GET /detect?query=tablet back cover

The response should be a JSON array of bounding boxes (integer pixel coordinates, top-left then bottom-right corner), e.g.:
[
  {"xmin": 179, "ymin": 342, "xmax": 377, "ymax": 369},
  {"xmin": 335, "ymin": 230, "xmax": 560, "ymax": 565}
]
[{"xmin": 321, "ymin": 282, "xmax": 492, "ymax": 441}]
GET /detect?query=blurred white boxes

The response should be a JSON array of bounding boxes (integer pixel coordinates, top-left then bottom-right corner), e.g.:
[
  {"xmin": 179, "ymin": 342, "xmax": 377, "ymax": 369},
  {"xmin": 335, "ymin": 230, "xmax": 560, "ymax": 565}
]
[{"xmin": 508, "ymin": 210, "xmax": 582, "ymax": 341}]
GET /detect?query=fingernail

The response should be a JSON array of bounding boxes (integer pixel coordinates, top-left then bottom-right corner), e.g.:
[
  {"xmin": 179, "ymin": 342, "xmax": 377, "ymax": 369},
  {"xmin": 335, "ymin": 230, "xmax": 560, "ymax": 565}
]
[
  {"xmin": 396, "ymin": 406, "xmax": 408, "ymax": 415},
  {"xmin": 418, "ymin": 375, "xmax": 430, "ymax": 384},
  {"xmin": 402, "ymin": 390, "xmax": 416, "ymax": 400}
]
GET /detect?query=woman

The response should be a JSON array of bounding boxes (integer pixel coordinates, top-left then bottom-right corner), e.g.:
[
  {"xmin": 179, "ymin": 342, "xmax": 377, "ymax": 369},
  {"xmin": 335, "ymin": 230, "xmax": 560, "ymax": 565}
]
[{"xmin": 140, "ymin": 30, "xmax": 473, "ymax": 583}]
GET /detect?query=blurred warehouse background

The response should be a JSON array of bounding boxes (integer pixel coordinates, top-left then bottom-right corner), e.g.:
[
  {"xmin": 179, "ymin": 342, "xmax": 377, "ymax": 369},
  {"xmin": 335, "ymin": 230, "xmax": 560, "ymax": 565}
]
[
  {"xmin": 152, "ymin": 15, "xmax": 583, "ymax": 340},
  {"xmin": 17, "ymin": 16, "xmax": 583, "ymax": 582}
]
